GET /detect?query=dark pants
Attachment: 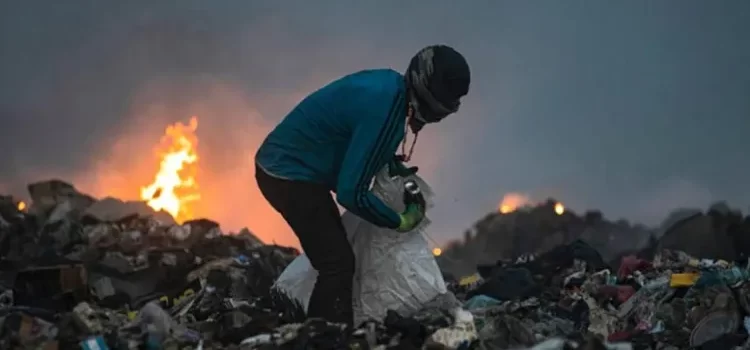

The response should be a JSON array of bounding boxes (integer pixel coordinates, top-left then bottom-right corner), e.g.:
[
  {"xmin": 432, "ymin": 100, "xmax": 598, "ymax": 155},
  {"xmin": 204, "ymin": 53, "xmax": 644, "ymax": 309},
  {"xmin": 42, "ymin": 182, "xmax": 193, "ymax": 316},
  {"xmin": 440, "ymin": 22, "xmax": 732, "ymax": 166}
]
[{"xmin": 255, "ymin": 164, "xmax": 355, "ymax": 326}]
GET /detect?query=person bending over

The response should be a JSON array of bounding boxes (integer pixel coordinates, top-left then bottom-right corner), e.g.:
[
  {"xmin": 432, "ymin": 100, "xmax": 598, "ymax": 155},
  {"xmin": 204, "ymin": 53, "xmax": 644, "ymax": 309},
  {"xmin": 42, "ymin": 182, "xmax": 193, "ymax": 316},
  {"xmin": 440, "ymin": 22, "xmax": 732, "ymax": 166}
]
[{"xmin": 255, "ymin": 44, "xmax": 470, "ymax": 325}]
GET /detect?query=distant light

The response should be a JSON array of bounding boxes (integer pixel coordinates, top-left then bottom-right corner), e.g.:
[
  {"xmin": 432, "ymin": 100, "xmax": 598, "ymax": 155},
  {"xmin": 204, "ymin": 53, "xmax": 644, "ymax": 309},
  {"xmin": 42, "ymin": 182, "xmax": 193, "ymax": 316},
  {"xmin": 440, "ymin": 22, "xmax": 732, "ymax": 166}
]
[
  {"xmin": 432, "ymin": 248, "xmax": 442, "ymax": 256},
  {"xmin": 498, "ymin": 193, "xmax": 531, "ymax": 214},
  {"xmin": 554, "ymin": 203, "xmax": 565, "ymax": 215},
  {"xmin": 17, "ymin": 201, "xmax": 26, "ymax": 211}
]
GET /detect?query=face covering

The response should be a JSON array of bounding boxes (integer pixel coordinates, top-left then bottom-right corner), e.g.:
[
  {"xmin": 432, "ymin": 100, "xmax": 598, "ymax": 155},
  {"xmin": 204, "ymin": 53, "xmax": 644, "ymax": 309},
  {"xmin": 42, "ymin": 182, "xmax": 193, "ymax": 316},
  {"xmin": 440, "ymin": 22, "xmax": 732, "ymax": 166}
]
[{"xmin": 406, "ymin": 47, "xmax": 461, "ymax": 132}]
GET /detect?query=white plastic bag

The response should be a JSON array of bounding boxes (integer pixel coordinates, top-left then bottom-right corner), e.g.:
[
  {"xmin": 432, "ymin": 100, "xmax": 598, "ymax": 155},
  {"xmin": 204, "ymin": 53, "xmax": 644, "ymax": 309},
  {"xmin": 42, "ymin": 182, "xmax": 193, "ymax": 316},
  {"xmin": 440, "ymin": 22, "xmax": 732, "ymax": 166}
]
[{"xmin": 273, "ymin": 165, "xmax": 447, "ymax": 325}]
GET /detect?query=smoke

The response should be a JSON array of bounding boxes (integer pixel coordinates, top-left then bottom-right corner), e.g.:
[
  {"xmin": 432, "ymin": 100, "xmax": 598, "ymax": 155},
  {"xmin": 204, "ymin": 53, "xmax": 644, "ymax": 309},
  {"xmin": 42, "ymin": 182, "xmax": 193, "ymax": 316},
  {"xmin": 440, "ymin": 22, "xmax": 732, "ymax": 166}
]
[
  {"xmin": 5, "ymin": 2, "xmax": 746, "ymax": 250},
  {"xmin": 61, "ymin": 76, "xmax": 449, "ymax": 250},
  {"xmin": 634, "ymin": 177, "xmax": 716, "ymax": 225},
  {"xmin": 0, "ymin": 2, "xmax": 458, "ymax": 248},
  {"xmin": 69, "ymin": 78, "xmax": 299, "ymax": 247},
  {"xmin": 61, "ymin": 73, "xmax": 448, "ymax": 249}
]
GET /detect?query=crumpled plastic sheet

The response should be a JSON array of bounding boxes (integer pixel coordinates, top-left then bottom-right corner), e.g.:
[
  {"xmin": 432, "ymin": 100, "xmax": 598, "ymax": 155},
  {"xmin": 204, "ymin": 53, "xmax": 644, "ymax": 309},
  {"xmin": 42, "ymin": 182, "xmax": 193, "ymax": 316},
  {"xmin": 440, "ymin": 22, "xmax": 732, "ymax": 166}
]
[
  {"xmin": 427, "ymin": 308, "xmax": 478, "ymax": 348},
  {"xmin": 579, "ymin": 294, "xmax": 618, "ymax": 338}
]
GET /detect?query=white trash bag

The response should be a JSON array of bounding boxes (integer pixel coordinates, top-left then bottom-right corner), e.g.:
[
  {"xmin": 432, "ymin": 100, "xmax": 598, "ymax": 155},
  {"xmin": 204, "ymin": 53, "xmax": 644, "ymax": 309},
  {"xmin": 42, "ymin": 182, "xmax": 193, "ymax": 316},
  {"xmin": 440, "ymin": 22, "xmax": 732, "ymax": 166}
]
[{"xmin": 272, "ymin": 165, "xmax": 448, "ymax": 325}]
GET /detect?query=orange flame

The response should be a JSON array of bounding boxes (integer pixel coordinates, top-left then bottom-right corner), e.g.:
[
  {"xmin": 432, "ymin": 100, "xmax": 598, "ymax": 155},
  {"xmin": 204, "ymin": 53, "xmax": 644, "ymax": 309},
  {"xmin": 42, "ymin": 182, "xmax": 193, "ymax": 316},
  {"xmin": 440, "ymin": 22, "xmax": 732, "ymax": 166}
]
[
  {"xmin": 499, "ymin": 193, "xmax": 532, "ymax": 214},
  {"xmin": 17, "ymin": 201, "xmax": 26, "ymax": 211},
  {"xmin": 432, "ymin": 247, "xmax": 442, "ymax": 256},
  {"xmin": 140, "ymin": 117, "xmax": 200, "ymax": 223}
]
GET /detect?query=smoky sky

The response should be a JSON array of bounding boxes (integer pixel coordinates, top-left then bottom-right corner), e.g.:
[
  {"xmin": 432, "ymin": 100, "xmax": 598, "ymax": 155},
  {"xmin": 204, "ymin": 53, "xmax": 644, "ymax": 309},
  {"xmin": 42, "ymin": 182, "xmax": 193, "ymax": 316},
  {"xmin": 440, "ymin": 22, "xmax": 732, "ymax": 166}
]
[{"xmin": 1, "ymin": 1, "xmax": 749, "ymax": 245}]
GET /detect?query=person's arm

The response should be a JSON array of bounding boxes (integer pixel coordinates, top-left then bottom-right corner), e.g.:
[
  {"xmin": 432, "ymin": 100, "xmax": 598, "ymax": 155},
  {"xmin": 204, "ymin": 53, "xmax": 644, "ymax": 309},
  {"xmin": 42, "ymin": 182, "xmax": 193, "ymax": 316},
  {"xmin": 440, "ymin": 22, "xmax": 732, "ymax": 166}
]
[{"xmin": 335, "ymin": 90, "xmax": 406, "ymax": 229}]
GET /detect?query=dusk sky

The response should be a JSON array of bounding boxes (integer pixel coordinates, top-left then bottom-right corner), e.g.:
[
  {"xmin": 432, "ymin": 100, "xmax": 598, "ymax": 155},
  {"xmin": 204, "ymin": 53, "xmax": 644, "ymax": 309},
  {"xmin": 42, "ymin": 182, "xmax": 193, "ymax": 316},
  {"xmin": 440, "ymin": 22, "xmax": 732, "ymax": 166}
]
[{"xmin": 1, "ymin": 1, "xmax": 748, "ymax": 247}]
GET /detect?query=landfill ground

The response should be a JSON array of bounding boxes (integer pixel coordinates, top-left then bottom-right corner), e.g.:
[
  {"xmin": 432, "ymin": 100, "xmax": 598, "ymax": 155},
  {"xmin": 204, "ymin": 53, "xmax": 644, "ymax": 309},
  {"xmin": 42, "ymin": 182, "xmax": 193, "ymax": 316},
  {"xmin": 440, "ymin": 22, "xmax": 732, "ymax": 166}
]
[{"xmin": 2, "ymin": 180, "xmax": 750, "ymax": 349}]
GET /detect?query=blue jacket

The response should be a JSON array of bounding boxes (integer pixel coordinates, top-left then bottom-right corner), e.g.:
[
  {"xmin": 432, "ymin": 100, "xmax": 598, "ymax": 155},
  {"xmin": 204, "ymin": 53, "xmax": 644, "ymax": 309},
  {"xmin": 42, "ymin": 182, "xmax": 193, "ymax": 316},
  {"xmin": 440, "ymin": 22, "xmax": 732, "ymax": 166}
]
[{"xmin": 255, "ymin": 69, "xmax": 407, "ymax": 228}]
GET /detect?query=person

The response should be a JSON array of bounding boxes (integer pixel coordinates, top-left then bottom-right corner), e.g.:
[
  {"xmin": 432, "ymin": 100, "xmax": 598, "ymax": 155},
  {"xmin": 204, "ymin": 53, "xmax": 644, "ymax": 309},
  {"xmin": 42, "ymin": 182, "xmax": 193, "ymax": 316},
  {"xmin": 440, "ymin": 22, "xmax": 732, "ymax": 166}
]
[{"xmin": 254, "ymin": 44, "xmax": 470, "ymax": 325}]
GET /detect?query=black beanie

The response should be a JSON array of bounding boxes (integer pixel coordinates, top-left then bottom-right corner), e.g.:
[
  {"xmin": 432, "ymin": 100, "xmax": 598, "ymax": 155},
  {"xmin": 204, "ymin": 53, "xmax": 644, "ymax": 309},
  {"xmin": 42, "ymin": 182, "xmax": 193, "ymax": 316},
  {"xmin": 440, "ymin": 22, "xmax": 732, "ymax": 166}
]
[{"xmin": 406, "ymin": 45, "xmax": 471, "ymax": 115}]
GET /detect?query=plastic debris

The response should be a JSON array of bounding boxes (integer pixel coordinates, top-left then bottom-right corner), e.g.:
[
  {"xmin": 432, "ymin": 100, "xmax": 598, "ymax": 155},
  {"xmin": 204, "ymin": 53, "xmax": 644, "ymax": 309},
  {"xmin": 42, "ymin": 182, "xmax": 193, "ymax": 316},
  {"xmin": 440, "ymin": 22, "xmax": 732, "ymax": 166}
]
[{"xmin": 2, "ymin": 179, "xmax": 750, "ymax": 349}]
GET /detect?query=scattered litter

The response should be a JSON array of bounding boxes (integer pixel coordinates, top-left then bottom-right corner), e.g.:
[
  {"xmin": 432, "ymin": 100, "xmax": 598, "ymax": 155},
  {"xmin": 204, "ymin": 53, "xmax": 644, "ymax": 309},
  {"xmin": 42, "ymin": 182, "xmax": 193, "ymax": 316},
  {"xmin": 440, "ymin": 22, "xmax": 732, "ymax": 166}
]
[{"xmin": 2, "ymin": 179, "xmax": 750, "ymax": 349}]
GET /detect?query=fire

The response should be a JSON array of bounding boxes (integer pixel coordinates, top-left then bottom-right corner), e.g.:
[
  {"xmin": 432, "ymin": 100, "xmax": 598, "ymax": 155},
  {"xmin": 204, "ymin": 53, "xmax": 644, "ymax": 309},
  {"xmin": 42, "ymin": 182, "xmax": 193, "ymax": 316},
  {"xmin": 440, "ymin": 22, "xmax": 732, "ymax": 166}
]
[
  {"xmin": 140, "ymin": 117, "xmax": 201, "ymax": 223},
  {"xmin": 17, "ymin": 201, "xmax": 26, "ymax": 211},
  {"xmin": 554, "ymin": 202, "xmax": 565, "ymax": 215},
  {"xmin": 432, "ymin": 247, "xmax": 442, "ymax": 256},
  {"xmin": 499, "ymin": 193, "xmax": 532, "ymax": 214}
]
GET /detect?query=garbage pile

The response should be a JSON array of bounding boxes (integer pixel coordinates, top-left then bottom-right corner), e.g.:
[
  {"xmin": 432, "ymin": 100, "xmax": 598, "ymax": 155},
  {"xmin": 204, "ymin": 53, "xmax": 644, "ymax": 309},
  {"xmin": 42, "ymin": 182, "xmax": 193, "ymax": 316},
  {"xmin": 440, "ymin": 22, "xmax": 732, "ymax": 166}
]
[
  {"xmin": 0, "ymin": 180, "xmax": 304, "ymax": 349},
  {"xmin": 452, "ymin": 239, "xmax": 750, "ymax": 349},
  {"xmin": 437, "ymin": 199, "xmax": 657, "ymax": 278},
  {"xmin": 2, "ymin": 179, "xmax": 750, "ymax": 349},
  {"xmin": 0, "ymin": 179, "xmax": 488, "ymax": 349},
  {"xmin": 438, "ymin": 199, "xmax": 750, "ymax": 281},
  {"xmin": 444, "ymin": 200, "xmax": 750, "ymax": 350}
]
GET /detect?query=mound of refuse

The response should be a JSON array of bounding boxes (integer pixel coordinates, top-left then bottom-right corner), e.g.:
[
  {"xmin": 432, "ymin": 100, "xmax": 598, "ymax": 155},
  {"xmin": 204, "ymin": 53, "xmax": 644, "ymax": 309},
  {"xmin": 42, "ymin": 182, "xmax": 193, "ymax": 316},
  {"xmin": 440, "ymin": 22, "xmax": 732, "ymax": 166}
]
[
  {"xmin": 438, "ymin": 200, "xmax": 750, "ymax": 349},
  {"xmin": 450, "ymin": 239, "xmax": 750, "ymax": 349},
  {"xmin": 0, "ymin": 180, "xmax": 301, "ymax": 349},
  {"xmin": 2, "ymin": 180, "xmax": 750, "ymax": 349},
  {"xmin": 437, "ymin": 198, "xmax": 750, "ymax": 278}
]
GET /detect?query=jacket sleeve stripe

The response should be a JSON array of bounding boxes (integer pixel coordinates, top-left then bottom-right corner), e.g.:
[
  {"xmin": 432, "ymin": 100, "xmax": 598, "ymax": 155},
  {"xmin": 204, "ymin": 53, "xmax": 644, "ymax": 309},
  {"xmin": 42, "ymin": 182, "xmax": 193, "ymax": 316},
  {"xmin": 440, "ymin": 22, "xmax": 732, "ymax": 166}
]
[{"xmin": 353, "ymin": 91, "xmax": 405, "ymax": 223}]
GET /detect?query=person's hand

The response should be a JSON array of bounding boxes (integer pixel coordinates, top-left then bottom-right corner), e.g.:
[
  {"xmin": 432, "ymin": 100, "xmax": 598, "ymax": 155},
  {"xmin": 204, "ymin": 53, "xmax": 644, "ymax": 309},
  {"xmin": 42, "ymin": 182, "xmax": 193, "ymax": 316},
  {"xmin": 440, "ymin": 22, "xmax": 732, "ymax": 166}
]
[
  {"xmin": 397, "ymin": 203, "xmax": 425, "ymax": 232},
  {"xmin": 389, "ymin": 156, "xmax": 418, "ymax": 177}
]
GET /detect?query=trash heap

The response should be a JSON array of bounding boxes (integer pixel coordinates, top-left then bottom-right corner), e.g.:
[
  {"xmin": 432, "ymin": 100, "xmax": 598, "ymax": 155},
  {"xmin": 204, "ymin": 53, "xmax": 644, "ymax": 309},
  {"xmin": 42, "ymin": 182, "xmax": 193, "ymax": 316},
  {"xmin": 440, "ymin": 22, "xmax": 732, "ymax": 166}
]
[
  {"xmin": 439, "ymin": 199, "xmax": 750, "ymax": 279},
  {"xmin": 446, "ymin": 203, "xmax": 750, "ymax": 350},
  {"xmin": 0, "ymin": 180, "xmax": 493, "ymax": 349},
  {"xmin": 0, "ymin": 180, "xmax": 302, "ymax": 349},
  {"xmin": 2, "ymin": 180, "xmax": 750, "ymax": 349},
  {"xmin": 437, "ymin": 199, "xmax": 657, "ymax": 279}
]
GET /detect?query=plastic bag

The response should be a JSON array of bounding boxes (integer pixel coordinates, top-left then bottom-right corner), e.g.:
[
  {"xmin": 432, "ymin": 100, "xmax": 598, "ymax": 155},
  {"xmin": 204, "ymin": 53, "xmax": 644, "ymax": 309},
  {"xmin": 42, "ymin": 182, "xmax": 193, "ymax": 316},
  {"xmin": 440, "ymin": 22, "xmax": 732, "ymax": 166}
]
[{"xmin": 273, "ymin": 165, "xmax": 447, "ymax": 325}]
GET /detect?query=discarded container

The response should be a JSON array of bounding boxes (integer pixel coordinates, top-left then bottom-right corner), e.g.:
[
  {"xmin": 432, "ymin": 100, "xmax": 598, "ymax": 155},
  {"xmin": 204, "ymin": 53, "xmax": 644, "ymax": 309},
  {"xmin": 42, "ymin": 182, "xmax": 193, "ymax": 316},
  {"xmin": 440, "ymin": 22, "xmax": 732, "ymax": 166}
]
[
  {"xmin": 670, "ymin": 272, "xmax": 700, "ymax": 287},
  {"xmin": 13, "ymin": 263, "xmax": 88, "ymax": 311}
]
